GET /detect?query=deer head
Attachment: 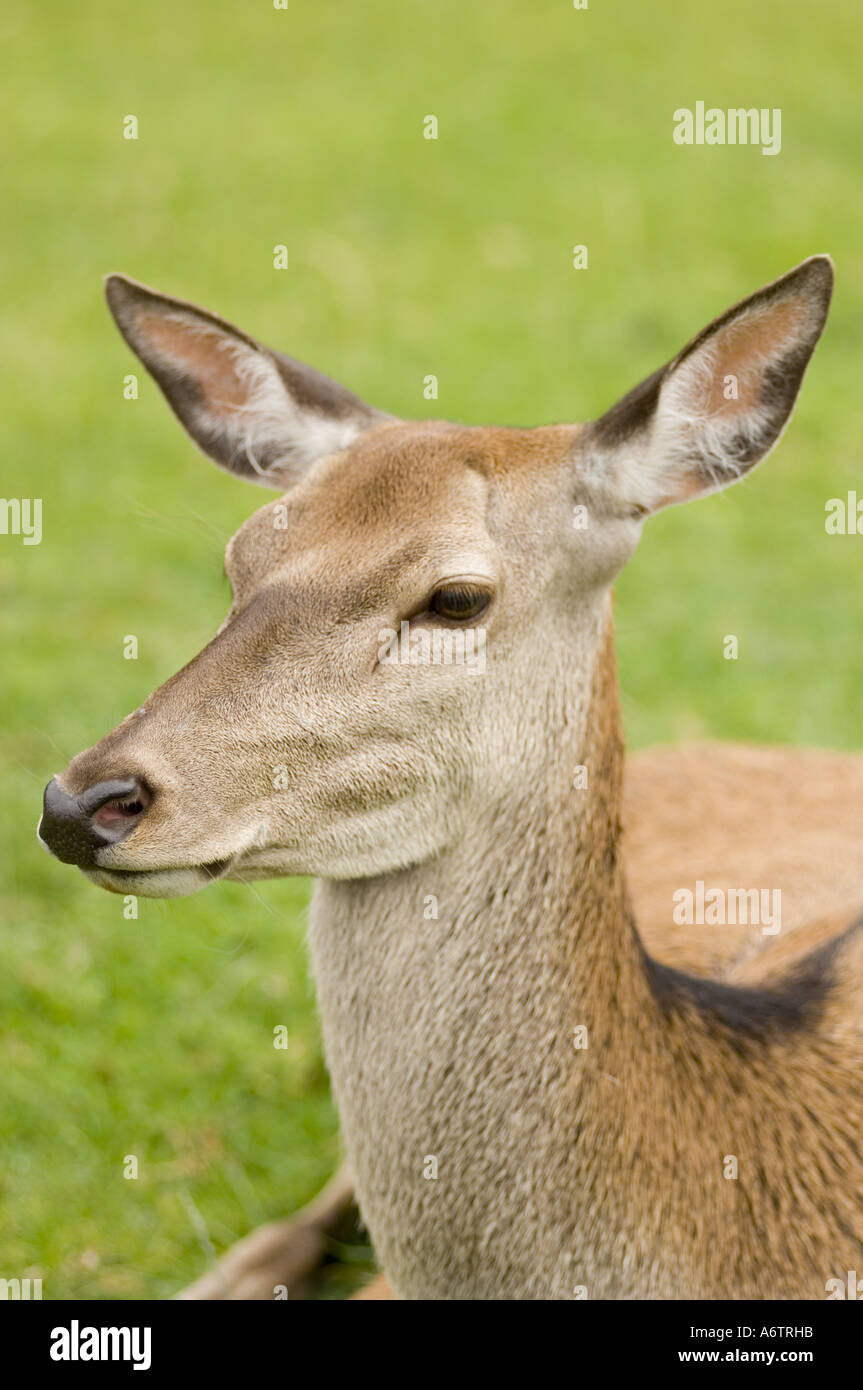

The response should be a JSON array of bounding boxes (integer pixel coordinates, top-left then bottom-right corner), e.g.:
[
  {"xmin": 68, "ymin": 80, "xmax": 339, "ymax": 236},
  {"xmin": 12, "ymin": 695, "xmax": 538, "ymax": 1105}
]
[{"xmin": 39, "ymin": 258, "xmax": 832, "ymax": 897}]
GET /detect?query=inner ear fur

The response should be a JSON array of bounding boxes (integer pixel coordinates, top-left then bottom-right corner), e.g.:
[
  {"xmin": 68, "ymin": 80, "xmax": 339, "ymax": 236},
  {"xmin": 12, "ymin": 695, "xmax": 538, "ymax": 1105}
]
[
  {"xmin": 104, "ymin": 274, "xmax": 390, "ymax": 487},
  {"xmin": 587, "ymin": 256, "xmax": 834, "ymax": 513}
]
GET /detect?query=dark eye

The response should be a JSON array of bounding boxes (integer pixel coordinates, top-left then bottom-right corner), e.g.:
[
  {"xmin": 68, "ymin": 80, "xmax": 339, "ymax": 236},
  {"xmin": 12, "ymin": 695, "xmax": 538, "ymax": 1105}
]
[{"xmin": 428, "ymin": 583, "xmax": 491, "ymax": 622}]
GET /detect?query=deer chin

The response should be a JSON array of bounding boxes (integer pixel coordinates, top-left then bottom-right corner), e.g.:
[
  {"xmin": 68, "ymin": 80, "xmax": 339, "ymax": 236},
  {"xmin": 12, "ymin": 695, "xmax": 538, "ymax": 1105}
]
[
  {"xmin": 222, "ymin": 822, "xmax": 453, "ymax": 883},
  {"xmin": 83, "ymin": 858, "xmax": 233, "ymax": 899}
]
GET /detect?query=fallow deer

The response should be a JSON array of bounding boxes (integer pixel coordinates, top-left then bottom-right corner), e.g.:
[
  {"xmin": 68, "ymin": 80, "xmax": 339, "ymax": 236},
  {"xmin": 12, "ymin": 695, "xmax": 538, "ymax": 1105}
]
[{"xmin": 39, "ymin": 256, "xmax": 863, "ymax": 1299}]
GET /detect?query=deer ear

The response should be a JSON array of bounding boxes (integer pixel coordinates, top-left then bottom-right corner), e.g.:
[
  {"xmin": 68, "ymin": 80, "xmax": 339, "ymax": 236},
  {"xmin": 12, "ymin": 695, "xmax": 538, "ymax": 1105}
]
[
  {"xmin": 586, "ymin": 256, "xmax": 833, "ymax": 515},
  {"xmin": 104, "ymin": 275, "xmax": 390, "ymax": 488}
]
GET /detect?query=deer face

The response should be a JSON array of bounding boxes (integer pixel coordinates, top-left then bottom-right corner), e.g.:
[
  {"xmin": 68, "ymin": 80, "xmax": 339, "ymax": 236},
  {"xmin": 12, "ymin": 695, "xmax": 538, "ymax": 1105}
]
[{"xmin": 39, "ymin": 260, "xmax": 832, "ymax": 896}]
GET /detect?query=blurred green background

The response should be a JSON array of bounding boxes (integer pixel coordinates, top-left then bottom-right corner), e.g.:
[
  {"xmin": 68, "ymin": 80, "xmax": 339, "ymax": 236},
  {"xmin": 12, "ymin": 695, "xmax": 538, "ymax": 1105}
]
[{"xmin": 1, "ymin": 0, "xmax": 861, "ymax": 1298}]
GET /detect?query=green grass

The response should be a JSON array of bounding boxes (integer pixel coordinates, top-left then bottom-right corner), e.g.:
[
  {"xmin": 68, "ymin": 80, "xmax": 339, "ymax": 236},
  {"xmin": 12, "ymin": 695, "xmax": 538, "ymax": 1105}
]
[{"xmin": 1, "ymin": 0, "xmax": 862, "ymax": 1298}]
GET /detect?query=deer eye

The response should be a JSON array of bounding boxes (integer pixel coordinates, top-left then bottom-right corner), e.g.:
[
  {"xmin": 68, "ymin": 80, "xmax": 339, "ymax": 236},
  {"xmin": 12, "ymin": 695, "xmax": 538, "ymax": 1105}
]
[{"xmin": 428, "ymin": 582, "xmax": 491, "ymax": 622}]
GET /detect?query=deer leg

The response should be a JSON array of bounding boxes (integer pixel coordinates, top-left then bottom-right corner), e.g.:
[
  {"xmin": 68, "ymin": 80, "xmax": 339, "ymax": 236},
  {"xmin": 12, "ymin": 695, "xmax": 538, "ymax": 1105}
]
[
  {"xmin": 351, "ymin": 1273, "xmax": 395, "ymax": 1300},
  {"xmin": 176, "ymin": 1162, "xmax": 356, "ymax": 1300}
]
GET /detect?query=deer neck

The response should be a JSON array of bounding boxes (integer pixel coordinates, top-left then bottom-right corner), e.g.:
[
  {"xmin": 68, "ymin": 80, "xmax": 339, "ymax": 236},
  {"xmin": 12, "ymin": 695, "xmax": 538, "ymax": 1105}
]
[
  {"xmin": 308, "ymin": 601, "xmax": 670, "ymax": 1296},
  {"xmin": 309, "ymin": 588, "xmax": 861, "ymax": 1299}
]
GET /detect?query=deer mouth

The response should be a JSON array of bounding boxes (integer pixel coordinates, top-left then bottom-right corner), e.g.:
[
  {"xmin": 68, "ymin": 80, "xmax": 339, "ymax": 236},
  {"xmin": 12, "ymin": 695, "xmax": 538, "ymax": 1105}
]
[
  {"xmin": 84, "ymin": 858, "xmax": 233, "ymax": 898},
  {"xmin": 98, "ymin": 858, "xmax": 231, "ymax": 880}
]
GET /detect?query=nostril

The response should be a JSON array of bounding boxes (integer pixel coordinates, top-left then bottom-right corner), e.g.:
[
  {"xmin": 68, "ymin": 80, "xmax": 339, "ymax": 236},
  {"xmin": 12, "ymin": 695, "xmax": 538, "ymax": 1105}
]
[
  {"xmin": 39, "ymin": 775, "xmax": 154, "ymax": 867},
  {"xmin": 89, "ymin": 783, "xmax": 152, "ymax": 832}
]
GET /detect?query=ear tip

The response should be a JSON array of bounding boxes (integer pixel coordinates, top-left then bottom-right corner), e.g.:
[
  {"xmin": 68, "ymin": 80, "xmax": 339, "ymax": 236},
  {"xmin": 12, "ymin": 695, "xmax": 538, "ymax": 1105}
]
[
  {"xmin": 803, "ymin": 251, "xmax": 834, "ymax": 275},
  {"xmin": 104, "ymin": 271, "xmax": 132, "ymax": 291},
  {"xmin": 103, "ymin": 273, "xmax": 159, "ymax": 320},
  {"xmin": 103, "ymin": 273, "xmax": 137, "ymax": 320},
  {"xmin": 794, "ymin": 253, "xmax": 835, "ymax": 300}
]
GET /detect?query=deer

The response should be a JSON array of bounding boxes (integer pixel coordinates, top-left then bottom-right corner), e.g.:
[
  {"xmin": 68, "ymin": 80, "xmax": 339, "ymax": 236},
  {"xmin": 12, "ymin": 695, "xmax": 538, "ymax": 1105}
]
[{"xmin": 38, "ymin": 256, "xmax": 863, "ymax": 1299}]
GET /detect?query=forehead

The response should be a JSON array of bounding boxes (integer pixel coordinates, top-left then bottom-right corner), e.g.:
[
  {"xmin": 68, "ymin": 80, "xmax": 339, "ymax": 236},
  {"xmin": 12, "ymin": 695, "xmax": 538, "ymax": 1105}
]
[{"xmin": 226, "ymin": 421, "xmax": 577, "ymax": 588}]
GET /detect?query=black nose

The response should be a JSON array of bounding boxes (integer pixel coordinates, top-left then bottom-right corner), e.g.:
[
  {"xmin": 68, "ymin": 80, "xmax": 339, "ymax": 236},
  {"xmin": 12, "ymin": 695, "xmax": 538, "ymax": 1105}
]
[{"xmin": 38, "ymin": 776, "xmax": 151, "ymax": 867}]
